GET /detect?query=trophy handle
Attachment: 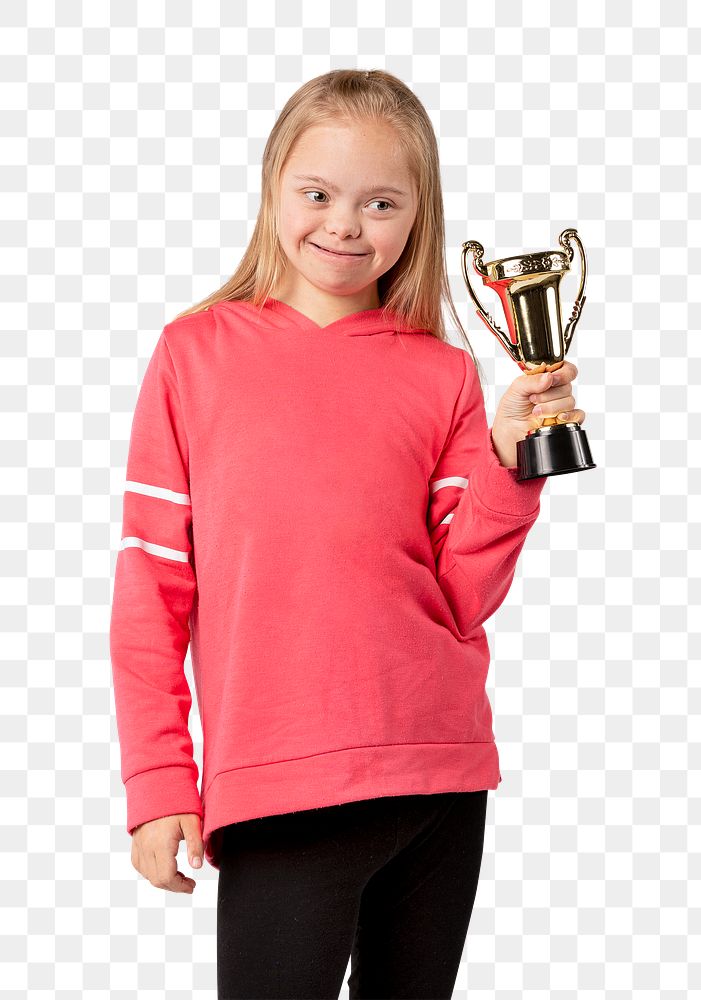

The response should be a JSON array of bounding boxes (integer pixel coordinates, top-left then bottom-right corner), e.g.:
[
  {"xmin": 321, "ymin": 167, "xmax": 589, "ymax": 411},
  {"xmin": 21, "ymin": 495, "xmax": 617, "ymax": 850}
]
[
  {"xmin": 461, "ymin": 241, "xmax": 521, "ymax": 365},
  {"xmin": 558, "ymin": 228, "xmax": 587, "ymax": 354}
]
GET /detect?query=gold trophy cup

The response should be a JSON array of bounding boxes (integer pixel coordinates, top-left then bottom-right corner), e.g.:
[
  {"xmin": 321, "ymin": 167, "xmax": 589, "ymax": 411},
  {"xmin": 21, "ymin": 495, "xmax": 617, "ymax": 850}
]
[{"xmin": 461, "ymin": 227, "xmax": 596, "ymax": 481}]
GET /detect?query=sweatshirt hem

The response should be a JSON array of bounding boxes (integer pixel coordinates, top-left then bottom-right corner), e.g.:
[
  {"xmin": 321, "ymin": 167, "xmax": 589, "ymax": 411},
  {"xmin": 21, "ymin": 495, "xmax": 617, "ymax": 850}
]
[{"xmin": 200, "ymin": 741, "xmax": 502, "ymax": 870}]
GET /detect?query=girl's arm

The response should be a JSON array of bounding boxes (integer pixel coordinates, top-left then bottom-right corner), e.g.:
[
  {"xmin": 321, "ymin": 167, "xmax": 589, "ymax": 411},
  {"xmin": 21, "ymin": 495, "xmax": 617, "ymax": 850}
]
[
  {"xmin": 109, "ymin": 330, "xmax": 202, "ymax": 839},
  {"xmin": 427, "ymin": 349, "xmax": 547, "ymax": 638}
]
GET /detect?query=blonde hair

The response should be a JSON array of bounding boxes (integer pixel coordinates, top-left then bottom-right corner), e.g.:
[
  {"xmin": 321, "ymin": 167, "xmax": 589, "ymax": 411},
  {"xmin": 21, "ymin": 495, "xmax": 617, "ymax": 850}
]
[{"xmin": 173, "ymin": 68, "xmax": 486, "ymax": 388}]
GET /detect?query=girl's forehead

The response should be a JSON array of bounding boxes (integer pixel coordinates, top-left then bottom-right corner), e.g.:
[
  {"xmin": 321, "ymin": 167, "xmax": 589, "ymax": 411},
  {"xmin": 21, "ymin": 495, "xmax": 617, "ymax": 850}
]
[
  {"xmin": 281, "ymin": 134, "xmax": 415, "ymax": 185},
  {"xmin": 288, "ymin": 121, "xmax": 407, "ymax": 157}
]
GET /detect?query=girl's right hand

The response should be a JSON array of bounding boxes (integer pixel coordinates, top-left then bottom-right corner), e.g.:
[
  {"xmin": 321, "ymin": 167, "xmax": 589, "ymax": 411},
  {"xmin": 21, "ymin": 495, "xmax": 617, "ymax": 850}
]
[{"xmin": 131, "ymin": 813, "xmax": 204, "ymax": 893}]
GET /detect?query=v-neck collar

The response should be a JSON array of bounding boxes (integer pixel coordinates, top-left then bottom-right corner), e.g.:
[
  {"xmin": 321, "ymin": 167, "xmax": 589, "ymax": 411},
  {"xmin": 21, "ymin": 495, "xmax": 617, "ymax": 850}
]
[
  {"xmin": 263, "ymin": 296, "xmax": 394, "ymax": 334},
  {"xmin": 223, "ymin": 296, "xmax": 433, "ymax": 338},
  {"xmin": 263, "ymin": 296, "xmax": 430, "ymax": 337}
]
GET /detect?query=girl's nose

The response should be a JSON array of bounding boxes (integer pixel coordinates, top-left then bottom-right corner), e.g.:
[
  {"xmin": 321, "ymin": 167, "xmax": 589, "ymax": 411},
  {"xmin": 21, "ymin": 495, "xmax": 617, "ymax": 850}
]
[{"xmin": 325, "ymin": 213, "xmax": 361, "ymax": 240}]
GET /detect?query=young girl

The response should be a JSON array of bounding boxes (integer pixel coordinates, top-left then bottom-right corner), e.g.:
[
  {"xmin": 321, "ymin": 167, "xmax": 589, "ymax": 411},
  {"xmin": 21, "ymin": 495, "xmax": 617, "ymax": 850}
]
[{"xmin": 110, "ymin": 69, "xmax": 583, "ymax": 999}]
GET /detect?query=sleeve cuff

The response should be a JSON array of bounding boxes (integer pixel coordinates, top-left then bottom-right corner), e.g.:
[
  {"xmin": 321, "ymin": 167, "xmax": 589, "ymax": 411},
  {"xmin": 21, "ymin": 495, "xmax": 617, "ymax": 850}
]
[
  {"xmin": 125, "ymin": 764, "xmax": 203, "ymax": 835},
  {"xmin": 467, "ymin": 429, "xmax": 548, "ymax": 517}
]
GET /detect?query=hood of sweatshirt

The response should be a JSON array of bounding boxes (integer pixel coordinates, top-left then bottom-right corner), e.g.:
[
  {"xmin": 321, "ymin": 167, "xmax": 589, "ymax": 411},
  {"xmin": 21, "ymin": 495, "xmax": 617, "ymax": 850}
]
[{"xmin": 224, "ymin": 296, "xmax": 434, "ymax": 338}]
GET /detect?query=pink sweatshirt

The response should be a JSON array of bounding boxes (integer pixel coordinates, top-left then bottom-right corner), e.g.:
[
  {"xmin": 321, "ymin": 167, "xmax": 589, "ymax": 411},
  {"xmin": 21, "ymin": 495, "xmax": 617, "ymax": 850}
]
[{"xmin": 110, "ymin": 297, "xmax": 547, "ymax": 869}]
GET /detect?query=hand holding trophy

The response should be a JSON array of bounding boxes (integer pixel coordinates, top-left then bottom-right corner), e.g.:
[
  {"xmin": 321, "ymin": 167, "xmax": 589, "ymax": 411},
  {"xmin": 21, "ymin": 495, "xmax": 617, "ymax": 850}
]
[{"xmin": 461, "ymin": 228, "xmax": 596, "ymax": 481}]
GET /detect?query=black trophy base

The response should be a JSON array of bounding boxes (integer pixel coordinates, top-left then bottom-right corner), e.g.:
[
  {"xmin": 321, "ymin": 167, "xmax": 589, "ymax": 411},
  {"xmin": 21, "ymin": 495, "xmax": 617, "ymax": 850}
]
[{"xmin": 516, "ymin": 422, "xmax": 597, "ymax": 481}]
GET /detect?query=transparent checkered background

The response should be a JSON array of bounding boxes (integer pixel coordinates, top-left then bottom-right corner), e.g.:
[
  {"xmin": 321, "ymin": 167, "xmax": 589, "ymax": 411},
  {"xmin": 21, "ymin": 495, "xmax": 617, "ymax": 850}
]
[{"xmin": 2, "ymin": 0, "xmax": 698, "ymax": 996}]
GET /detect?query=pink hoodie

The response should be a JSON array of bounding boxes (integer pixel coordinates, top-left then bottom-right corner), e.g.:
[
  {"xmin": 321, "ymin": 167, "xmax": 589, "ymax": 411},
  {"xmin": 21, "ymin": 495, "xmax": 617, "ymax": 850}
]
[{"xmin": 110, "ymin": 297, "xmax": 547, "ymax": 869}]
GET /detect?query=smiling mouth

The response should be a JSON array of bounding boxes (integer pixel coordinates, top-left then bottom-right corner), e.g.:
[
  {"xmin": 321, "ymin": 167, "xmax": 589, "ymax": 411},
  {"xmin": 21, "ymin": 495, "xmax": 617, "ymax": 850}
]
[{"xmin": 310, "ymin": 242, "xmax": 369, "ymax": 257}]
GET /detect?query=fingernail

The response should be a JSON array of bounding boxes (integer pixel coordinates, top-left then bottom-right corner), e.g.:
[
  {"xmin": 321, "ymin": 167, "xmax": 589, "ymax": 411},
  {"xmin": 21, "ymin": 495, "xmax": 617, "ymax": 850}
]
[
  {"xmin": 557, "ymin": 412, "xmax": 570, "ymax": 421},
  {"xmin": 192, "ymin": 856, "xmax": 202, "ymax": 868}
]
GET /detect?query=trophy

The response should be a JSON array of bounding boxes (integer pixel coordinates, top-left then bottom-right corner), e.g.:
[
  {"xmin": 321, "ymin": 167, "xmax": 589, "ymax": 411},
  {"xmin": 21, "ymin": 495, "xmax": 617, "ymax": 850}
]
[{"xmin": 461, "ymin": 228, "xmax": 596, "ymax": 481}]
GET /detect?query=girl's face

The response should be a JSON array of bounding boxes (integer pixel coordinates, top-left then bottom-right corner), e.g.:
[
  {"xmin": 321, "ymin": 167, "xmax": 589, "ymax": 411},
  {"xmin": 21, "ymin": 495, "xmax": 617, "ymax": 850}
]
[{"xmin": 275, "ymin": 121, "xmax": 418, "ymax": 312}]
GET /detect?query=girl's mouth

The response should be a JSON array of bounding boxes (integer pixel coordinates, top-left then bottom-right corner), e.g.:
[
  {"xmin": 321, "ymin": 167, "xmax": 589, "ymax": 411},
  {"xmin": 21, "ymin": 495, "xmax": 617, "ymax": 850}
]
[{"xmin": 309, "ymin": 242, "xmax": 370, "ymax": 260}]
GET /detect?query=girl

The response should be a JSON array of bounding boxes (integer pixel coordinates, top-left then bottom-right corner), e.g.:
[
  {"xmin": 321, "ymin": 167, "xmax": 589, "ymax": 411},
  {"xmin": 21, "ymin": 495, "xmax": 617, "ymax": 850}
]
[{"xmin": 110, "ymin": 69, "xmax": 584, "ymax": 999}]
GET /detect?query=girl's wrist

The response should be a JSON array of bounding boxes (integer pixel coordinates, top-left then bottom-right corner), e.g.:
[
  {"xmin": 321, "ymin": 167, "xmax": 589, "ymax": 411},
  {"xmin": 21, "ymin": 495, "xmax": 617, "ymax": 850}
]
[{"xmin": 489, "ymin": 428, "xmax": 517, "ymax": 469}]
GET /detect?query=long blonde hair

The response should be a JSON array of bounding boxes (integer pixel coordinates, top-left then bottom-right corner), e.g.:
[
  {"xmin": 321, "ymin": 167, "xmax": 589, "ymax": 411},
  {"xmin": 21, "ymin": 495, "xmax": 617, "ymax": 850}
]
[{"xmin": 173, "ymin": 68, "xmax": 486, "ymax": 388}]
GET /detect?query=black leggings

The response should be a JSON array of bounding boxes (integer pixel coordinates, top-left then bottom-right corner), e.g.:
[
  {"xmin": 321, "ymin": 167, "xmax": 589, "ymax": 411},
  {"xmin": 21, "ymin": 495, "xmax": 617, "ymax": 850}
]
[{"xmin": 216, "ymin": 789, "xmax": 489, "ymax": 999}]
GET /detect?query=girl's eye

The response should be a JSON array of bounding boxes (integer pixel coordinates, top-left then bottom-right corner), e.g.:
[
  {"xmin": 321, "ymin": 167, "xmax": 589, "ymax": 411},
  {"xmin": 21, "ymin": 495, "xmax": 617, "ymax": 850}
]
[{"xmin": 304, "ymin": 191, "xmax": 393, "ymax": 212}]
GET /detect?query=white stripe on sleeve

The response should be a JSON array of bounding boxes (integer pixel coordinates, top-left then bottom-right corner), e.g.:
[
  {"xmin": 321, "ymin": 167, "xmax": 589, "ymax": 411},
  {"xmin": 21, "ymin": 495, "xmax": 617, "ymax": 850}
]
[
  {"xmin": 125, "ymin": 481, "xmax": 191, "ymax": 505},
  {"xmin": 119, "ymin": 536, "xmax": 190, "ymax": 563}
]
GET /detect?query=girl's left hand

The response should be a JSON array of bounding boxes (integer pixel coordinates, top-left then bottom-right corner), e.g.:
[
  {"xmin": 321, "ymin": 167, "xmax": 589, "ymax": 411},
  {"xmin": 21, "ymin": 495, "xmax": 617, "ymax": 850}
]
[{"xmin": 490, "ymin": 361, "xmax": 586, "ymax": 469}]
